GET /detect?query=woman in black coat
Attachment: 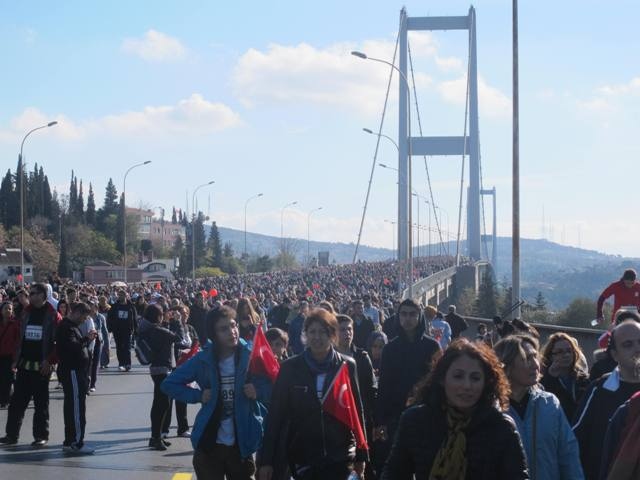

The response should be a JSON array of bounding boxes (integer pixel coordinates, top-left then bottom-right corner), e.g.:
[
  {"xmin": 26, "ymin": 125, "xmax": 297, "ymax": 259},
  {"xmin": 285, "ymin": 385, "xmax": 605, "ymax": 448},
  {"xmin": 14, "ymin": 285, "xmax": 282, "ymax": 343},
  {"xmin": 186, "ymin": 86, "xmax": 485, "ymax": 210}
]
[
  {"xmin": 259, "ymin": 308, "xmax": 368, "ymax": 480},
  {"xmin": 382, "ymin": 338, "xmax": 529, "ymax": 480}
]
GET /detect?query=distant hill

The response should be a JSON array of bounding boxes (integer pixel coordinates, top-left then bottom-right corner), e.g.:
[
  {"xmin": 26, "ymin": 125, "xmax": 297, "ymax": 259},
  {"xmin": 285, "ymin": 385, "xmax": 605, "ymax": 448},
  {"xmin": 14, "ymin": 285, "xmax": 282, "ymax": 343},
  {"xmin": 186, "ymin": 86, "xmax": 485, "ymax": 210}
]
[{"xmin": 212, "ymin": 226, "xmax": 639, "ymax": 310}]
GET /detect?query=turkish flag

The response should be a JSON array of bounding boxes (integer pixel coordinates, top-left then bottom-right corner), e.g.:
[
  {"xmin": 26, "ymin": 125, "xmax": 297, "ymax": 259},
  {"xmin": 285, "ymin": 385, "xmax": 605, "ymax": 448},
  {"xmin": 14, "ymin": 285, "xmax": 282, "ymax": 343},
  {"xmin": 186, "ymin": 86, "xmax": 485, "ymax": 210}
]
[
  {"xmin": 322, "ymin": 363, "xmax": 368, "ymax": 450},
  {"xmin": 248, "ymin": 324, "xmax": 280, "ymax": 383}
]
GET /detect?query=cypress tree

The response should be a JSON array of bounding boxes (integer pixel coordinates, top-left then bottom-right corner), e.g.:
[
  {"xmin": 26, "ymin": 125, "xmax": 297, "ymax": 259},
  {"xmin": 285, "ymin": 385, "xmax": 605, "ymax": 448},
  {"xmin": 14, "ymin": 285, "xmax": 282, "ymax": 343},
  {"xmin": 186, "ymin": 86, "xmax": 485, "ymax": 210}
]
[
  {"xmin": 77, "ymin": 179, "xmax": 85, "ymax": 221},
  {"xmin": 86, "ymin": 183, "xmax": 96, "ymax": 226}
]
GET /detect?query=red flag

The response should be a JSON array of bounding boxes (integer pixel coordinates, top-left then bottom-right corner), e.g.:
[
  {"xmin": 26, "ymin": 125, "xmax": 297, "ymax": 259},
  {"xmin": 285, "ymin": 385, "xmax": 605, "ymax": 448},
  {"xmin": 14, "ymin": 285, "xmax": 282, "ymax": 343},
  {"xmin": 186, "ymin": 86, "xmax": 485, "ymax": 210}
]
[
  {"xmin": 322, "ymin": 363, "xmax": 368, "ymax": 450},
  {"xmin": 248, "ymin": 325, "xmax": 280, "ymax": 383}
]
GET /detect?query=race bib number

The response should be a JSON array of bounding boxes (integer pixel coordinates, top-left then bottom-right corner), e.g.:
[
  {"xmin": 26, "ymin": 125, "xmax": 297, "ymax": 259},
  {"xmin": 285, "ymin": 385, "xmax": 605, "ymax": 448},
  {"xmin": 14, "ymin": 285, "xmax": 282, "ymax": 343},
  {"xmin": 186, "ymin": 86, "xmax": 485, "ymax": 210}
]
[
  {"xmin": 220, "ymin": 375, "xmax": 235, "ymax": 419},
  {"xmin": 118, "ymin": 310, "xmax": 129, "ymax": 319},
  {"xmin": 25, "ymin": 325, "xmax": 43, "ymax": 341}
]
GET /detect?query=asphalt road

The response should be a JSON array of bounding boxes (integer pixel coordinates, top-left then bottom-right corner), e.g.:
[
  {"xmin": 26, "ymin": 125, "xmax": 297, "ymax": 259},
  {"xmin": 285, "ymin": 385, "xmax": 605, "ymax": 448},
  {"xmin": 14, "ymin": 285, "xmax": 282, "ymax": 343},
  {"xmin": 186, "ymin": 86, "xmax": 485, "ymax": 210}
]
[{"xmin": 0, "ymin": 353, "xmax": 197, "ymax": 480}]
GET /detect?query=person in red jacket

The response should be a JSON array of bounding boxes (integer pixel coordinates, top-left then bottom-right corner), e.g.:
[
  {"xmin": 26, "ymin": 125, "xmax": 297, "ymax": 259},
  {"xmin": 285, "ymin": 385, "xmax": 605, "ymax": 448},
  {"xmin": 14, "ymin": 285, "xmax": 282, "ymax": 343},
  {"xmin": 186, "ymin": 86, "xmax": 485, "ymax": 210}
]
[
  {"xmin": 0, "ymin": 301, "xmax": 20, "ymax": 407},
  {"xmin": 597, "ymin": 269, "xmax": 640, "ymax": 325}
]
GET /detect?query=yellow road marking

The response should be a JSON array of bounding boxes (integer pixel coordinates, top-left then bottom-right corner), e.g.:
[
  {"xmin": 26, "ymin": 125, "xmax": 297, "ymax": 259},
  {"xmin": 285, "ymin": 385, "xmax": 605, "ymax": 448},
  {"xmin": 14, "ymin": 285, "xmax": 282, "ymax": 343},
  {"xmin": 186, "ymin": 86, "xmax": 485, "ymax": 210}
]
[{"xmin": 172, "ymin": 474, "xmax": 192, "ymax": 480}]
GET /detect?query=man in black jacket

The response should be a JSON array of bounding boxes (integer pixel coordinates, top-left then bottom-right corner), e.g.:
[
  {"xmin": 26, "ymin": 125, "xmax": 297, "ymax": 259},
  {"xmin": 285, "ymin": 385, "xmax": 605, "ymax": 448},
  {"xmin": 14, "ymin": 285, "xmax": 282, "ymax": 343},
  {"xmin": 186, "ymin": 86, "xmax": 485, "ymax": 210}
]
[
  {"xmin": 107, "ymin": 290, "xmax": 137, "ymax": 372},
  {"xmin": 336, "ymin": 314, "xmax": 377, "ymax": 479},
  {"xmin": 0, "ymin": 283, "xmax": 60, "ymax": 447},
  {"xmin": 188, "ymin": 291, "xmax": 209, "ymax": 345},
  {"xmin": 56, "ymin": 302, "xmax": 97, "ymax": 454},
  {"xmin": 573, "ymin": 320, "xmax": 640, "ymax": 480},
  {"xmin": 445, "ymin": 304, "xmax": 468, "ymax": 339},
  {"xmin": 375, "ymin": 298, "xmax": 441, "ymax": 471}
]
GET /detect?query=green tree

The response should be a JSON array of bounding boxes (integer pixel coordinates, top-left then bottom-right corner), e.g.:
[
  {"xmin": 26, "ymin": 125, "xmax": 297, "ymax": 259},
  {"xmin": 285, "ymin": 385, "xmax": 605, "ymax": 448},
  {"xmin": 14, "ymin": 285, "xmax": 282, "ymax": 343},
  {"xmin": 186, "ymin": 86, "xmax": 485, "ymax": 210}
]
[
  {"xmin": 6, "ymin": 226, "xmax": 58, "ymax": 280},
  {"xmin": 274, "ymin": 251, "xmax": 298, "ymax": 270},
  {"xmin": 247, "ymin": 255, "xmax": 273, "ymax": 273},
  {"xmin": 58, "ymin": 223, "xmax": 69, "ymax": 277},
  {"xmin": 86, "ymin": 183, "xmax": 96, "ymax": 226},
  {"xmin": 452, "ymin": 287, "xmax": 476, "ymax": 317},
  {"xmin": 207, "ymin": 221, "xmax": 222, "ymax": 267},
  {"xmin": 0, "ymin": 169, "xmax": 15, "ymax": 229},
  {"xmin": 556, "ymin": 298, "xmax": 603, "ymax": 329},
  {"xmin": 65, "ymin": 224, "xmax": 121, "ymax": 272},
  {"xmin": 223, "ymin": 241, "xmax": 234, "ymax": 258},
  {"xmin": 535, "ymin": 292, "xmax": 547, "ymax": 311},
  {"xmin": 76, "ymin": 179, "xmax": 85, "ymax": 221},
  {"xmin": 474, "ymin": 272, "xmax": 499, "ymax": 318}
]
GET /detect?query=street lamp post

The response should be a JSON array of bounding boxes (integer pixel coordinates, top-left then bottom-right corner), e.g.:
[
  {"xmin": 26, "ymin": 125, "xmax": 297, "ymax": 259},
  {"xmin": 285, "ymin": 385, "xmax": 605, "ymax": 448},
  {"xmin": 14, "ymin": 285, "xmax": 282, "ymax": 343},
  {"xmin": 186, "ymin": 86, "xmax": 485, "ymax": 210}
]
[
  {"xmin": 122, "ymin": 160, "xmax": 152, "ymax": 283},
  {"xmin": 280, "ymin": 201, "xmax": 298, "ymax": 255},
  {"xmin": 353, "ymin": 50, "xmax": 413, "ymax": 297},
  {"xmin": 244, "ymin": 193, "xmax": 264, "ymax": 258},
  {"xmin": 191, "ymin": 181, "xmax": 215, "ymax": 282},
  {"xmin": 307, "ymin": 207, "xmax": 323, "ymax": 264},
  {"xmin": 19, "ymin": 121, "xmax": 58, "ymax": 284}
]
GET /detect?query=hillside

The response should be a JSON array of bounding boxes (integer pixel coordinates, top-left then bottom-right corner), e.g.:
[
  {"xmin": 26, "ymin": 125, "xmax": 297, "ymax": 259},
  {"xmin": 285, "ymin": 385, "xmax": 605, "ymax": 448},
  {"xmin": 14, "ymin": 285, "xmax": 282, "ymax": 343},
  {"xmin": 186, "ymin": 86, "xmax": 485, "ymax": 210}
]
[{"xmin": 213, "ymin": 226, "xmax": 639, "ymax": 309}]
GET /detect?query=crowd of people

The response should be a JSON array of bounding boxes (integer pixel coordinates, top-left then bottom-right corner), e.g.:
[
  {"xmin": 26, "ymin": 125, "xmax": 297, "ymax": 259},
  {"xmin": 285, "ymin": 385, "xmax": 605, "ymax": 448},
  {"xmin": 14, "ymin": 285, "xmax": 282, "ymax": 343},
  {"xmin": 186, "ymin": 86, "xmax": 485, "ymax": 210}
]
[{"xmin": 0, "ymin": 263, "xmax": 639, "ymax": 480}]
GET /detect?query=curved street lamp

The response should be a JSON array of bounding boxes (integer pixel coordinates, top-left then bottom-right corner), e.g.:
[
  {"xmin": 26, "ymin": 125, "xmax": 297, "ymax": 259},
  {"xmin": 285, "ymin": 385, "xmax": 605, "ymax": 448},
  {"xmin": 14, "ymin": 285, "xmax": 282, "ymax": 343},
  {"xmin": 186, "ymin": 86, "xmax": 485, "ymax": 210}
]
[
  {"xmin": 122, "ymin": 160, "xmax": 151, "ymax": 283},
  {"xmin": 191, "ymin": 180, "xmax": 215, "ymax": 282},
  {"xmin": 353, "ymin": 50, "xmax": 414, "ymax": 295},
  {"xmin": 19, "ymin": 121, "xmax": 58, "ymax": 284}
]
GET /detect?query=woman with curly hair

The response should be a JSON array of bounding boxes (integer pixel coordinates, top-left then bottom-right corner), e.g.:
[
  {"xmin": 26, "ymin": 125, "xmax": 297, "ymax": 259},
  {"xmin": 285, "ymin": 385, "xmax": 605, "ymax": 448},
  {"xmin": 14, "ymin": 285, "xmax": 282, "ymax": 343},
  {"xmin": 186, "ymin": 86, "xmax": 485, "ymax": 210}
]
[
  {"xmin": 540, "ymin": 332, "xmax": 590, "ymax": 421},
  {"xmin": 382, "ymin": 338, "xmax": 528, "ymax": 480}
]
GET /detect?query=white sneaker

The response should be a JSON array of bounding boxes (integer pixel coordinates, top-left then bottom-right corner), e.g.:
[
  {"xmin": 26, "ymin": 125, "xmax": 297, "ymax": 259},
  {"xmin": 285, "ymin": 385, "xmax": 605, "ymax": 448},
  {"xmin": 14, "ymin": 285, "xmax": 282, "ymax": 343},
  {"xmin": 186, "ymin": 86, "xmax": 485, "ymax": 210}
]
[
  {"xmin": 69, "ymin": 443, "xmax": 95, "ymax": 455},
  {"xmin": 118, "ymin": 366, "xmax": 126, "ymax": 372},
  {"xmin": 89, "ymin": 387, "xmax": 96, "ymax": 393}
]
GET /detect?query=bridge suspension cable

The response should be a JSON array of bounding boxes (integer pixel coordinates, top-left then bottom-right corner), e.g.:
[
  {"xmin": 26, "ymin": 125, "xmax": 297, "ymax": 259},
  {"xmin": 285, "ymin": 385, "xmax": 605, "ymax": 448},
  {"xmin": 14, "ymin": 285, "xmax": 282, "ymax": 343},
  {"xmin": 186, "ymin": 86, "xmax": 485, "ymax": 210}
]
[{"xmin": 352, "ymin": 31, "xmax": 400, "ymax": 263}]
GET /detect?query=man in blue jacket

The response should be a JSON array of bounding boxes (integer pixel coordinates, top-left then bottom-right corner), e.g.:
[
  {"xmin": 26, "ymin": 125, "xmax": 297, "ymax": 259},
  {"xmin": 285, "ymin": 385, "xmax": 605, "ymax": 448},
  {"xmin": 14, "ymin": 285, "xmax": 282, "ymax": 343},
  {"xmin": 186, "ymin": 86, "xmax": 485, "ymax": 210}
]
[{"xmin": 162, "ymin": 305, "xmax": 267, "ymax": 479}]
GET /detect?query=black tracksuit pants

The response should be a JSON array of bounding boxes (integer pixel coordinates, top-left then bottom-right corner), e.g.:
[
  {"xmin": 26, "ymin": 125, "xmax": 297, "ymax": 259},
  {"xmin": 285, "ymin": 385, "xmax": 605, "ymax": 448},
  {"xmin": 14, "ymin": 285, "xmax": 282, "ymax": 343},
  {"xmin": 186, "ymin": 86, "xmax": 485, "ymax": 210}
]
[
  {"xmin": 113, "ymin": 328, "xmax": 132, "ymax": 367},
  {"xmin": 59, "ymin": 367, "xmax": 88, "ymax": 447},
  {"xmin": 0, "ymin": 355, "xmax": 14, "ymax": 405},
  {"xmin": 5, "ymin": 368, "xmax": 50, "ymax": 440}
]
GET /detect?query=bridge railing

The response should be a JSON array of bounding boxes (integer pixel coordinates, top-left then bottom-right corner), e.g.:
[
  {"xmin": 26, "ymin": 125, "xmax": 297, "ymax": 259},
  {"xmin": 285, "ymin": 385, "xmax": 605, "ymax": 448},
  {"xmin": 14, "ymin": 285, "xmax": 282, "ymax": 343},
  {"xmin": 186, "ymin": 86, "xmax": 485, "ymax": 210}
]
[
  {"xmin": 402, "ymin": 266, "xmax": 458, "ymax": 300},
  {"xmin": 461, "ymin": 315, "xmax": 604, "ymax": 366}
]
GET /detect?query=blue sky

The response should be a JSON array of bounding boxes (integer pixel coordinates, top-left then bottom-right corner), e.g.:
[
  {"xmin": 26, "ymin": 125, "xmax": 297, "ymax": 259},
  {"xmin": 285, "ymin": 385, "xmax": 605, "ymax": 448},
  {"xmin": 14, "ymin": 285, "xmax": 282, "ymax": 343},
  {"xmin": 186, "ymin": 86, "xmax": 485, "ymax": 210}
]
[{"xmin": 1, "ymin": 0, "xmax": 638, "ymax": 256}]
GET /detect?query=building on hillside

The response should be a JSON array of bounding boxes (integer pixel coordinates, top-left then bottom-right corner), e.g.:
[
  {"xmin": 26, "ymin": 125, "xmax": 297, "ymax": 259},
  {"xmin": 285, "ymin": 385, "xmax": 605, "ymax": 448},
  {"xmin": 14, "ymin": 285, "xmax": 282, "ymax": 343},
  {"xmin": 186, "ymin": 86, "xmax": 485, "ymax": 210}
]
[
  {"xmin": 126, "ymin": 207, "xmax": 186, "ymax": 250},
  {"xmin": 84, "ymin": 261, "xmax": 142, "ymax": 285},
  {"xmin": 139, "ymin": 258, "xmax": 178, "ymax": 283},
  {"xmin": 0, "ymin": 248, "xmax": 34, "ymax": 283}
]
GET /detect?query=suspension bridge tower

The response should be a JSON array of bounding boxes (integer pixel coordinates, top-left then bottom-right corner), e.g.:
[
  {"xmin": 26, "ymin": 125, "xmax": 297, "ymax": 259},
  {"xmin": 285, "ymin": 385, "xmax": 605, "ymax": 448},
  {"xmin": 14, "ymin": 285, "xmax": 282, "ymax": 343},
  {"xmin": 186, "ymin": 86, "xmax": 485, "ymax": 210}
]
[{"xmin": 397, "ymin": 6, "xmax": 482, "ymax": 264}]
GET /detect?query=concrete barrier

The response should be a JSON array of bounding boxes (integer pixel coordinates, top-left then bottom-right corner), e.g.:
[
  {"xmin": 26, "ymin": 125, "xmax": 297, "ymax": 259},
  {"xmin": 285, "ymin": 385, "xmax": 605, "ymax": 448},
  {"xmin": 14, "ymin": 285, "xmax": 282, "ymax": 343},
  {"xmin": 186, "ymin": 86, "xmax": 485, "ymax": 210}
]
[{"xmin": 461, "ymin": 316, "xmax": 604, "ymax": 366}]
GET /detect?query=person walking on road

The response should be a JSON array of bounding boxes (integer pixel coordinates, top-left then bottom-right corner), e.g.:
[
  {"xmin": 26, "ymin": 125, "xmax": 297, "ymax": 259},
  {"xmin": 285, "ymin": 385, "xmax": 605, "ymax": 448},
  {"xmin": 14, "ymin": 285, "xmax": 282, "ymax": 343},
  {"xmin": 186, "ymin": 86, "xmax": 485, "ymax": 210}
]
[
  {"xmin": 107, "ymin": 289, "xmax": 137, "ymax": 372},
  {"xmin": 445, "ymin": 304, "xmax": 468, "ymax": 339},
  {"xmin": 0, "ymin": 301, "xmax": 20, "ymax": 408},
  {"xmin": 56, "ymin": 302, "xmax": 97, "ymax": 454},
  {"xmin": 163, "ymin": 305, "xmax": 267, "ymax": 479},
  {"xmin": 0, "ymin": 283, "xmax": 60, "ymax": 447}
]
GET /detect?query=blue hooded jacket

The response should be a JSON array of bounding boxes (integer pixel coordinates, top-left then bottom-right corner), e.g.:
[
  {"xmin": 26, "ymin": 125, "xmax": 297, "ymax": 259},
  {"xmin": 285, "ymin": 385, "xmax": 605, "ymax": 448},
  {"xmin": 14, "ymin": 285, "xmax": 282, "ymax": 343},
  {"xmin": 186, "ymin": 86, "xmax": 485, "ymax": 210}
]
[
  {"xmin": 507, "ymin": 387, "xmax": 584, "ymax": 480},
  {"xmin": 161, "ymin": 338, "xmax": 267, "ymax": 457}
]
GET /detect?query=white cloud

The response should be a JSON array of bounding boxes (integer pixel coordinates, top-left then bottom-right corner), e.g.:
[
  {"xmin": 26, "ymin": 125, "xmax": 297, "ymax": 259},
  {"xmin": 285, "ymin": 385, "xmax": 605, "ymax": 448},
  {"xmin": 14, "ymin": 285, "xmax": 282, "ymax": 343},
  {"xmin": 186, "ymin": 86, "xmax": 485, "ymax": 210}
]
[
  {"xmin": 99, "ymin": 94, "xmax": 241, "ymax": 135},
  {"xmin": 121, "ymin": 29, "xmax": 187, "ymax": 62},
  {"xmin": 437, "ymin": 75, "xmax": 511, "ymax": 118},
  {"xmin": 435, "ymin": 56, "xmax": 463, "ymax": 72},
  {"xmin": 232, "ymin": 35, "xmax": 508, "ymax": 119},
  {"xmin": 596, "ymin": 77, "xmax": 640, "ymax": 96},
  {"xmin": 576, "ymin": 97, "xmax": 614, "ymax": 113},
  {"xmin": 232, "ymin": 37, "xmax": 434, "ymax": 116},
  {"xmin": 0, "ymin": 94, "xmax": 241, "ymax": 143}
]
